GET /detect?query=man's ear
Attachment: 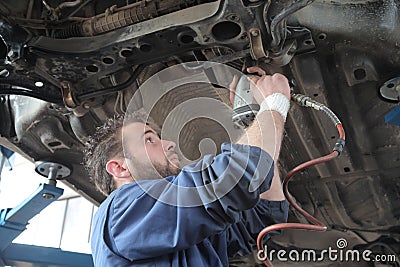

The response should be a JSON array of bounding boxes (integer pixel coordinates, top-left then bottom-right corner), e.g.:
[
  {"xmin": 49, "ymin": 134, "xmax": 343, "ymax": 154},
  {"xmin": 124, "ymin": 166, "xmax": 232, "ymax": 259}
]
[{"xmin": 106, "ymin": 158, "xmax": 131, "ymax": 179}]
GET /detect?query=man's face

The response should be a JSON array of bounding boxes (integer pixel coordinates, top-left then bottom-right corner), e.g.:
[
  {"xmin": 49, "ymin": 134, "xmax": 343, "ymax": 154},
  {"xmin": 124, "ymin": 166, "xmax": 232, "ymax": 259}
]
[{"xmin": 122, "ymin": 122, "xmax": 181, "ymax": 180}]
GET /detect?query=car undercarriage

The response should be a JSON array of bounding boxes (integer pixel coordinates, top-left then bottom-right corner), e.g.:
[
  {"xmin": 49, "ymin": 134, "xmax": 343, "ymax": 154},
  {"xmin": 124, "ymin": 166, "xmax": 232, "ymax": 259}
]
[{"xmin": 0, "ymin": 0, "xmax": 399, "ymax": 266}]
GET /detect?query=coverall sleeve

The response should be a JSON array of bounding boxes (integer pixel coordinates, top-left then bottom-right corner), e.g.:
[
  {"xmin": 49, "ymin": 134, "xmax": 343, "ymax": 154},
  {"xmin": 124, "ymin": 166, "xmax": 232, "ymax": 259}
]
[
  {"xmin": 109, "ymin": 143, "xmax": 274, "ymax": 261},
  {"xmin": 226, "ymin": 199, "xmax": 289, "ymax": 258}
]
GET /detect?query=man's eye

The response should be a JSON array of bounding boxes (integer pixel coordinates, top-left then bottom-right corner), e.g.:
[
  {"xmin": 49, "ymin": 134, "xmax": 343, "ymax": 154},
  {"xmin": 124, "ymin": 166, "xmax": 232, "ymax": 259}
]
[{"xmin": 145, "ymin": 137, "xmax": 153, "ymax": 144}]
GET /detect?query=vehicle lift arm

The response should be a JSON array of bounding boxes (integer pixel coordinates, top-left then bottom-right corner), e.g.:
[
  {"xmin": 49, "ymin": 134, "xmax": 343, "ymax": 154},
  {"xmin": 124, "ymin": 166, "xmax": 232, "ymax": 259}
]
[{"xmin": 0, "ymin": 162, "xmax": 94, "ymax": 267}]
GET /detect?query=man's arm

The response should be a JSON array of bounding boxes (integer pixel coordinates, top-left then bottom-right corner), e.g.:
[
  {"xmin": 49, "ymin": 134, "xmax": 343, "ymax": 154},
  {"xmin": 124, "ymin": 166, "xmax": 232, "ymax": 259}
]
[{"xmin": 235, "ymin": 67, "xmax": 291, "ymax": 201}]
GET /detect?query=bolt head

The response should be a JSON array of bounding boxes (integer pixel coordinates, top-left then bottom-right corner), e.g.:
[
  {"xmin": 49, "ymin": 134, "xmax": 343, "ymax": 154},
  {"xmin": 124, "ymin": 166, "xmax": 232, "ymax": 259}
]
[
  {"xmin": 0, "ymin": 69, "xmax": 10, "ymax": 77},
  {"xmin": 7, "ymin": 51, "xmax": 17, "ymax": 59},
  {"xmin": 250, "ymin": 30, "xmax": 259, "ymax": 37},
  {"xmin": 42, "ymin": 193, "xmax": 55, "ymax": 199}
]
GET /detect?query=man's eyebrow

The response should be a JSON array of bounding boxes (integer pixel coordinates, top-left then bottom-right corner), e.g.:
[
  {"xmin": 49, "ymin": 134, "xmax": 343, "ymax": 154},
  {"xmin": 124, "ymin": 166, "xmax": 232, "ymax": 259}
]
[
  {"xmin": 144, "ymin": 130, "xmax": 154, "ymax": 135},
  {"xmin": 142, "ymin": 129, "xmax": 159, "ymax": 138}
]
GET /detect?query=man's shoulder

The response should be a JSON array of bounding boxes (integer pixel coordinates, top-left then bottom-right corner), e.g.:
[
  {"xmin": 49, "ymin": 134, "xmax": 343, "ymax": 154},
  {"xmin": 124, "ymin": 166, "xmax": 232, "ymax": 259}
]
[
  {"xmin": 96, "ymin": 183, "xmax": 142, "ymax": 211},
  {"xmin": 112, "ymin": 182, "xmax": 145, "ymax": 203}
]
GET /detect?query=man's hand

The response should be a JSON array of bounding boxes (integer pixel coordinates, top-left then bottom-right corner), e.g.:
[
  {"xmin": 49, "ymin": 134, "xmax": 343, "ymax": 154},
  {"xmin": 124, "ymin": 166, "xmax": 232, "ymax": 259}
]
[{"xmin": 246, "ymin": 66, "xmax": 291, "ymax": 104}]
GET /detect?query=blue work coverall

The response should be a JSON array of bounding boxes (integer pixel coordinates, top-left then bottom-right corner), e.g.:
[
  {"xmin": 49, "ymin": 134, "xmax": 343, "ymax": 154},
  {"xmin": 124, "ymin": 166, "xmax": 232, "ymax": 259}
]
[{"xmin": 91, "ymin": 143, "xmax": 288, "ymax": 266}]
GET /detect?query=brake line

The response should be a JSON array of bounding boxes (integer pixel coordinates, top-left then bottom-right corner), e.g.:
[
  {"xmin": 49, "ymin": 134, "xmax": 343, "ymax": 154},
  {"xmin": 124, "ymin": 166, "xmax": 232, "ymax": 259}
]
[{"xmin": 257, "ymin": 93, "xmax": 346, "ymax": 267}]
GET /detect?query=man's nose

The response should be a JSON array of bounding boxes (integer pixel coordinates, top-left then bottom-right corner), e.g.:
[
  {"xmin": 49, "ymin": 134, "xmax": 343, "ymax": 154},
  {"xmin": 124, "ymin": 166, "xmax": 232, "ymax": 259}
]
[{"xmin": 162, "ymin": 140, "xmax": 176, "ymax": 151}]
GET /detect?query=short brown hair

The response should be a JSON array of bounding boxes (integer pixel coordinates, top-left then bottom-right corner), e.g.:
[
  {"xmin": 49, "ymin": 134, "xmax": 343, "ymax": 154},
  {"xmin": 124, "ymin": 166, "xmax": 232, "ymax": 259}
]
[{"xmin": 83, "ymin": 111, "xmax": 148, "ymax": 196}]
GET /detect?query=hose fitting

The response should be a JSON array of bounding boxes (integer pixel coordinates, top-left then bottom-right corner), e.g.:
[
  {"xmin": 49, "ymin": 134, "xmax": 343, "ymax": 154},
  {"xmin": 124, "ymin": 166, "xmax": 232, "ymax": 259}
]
[
  {"xmin": 333, "ymin": 138, "xmax": 346, "ymax": 155},
  {"xmin": 291, "ymin": 93, "xmax": 324, "ymax": 110}
]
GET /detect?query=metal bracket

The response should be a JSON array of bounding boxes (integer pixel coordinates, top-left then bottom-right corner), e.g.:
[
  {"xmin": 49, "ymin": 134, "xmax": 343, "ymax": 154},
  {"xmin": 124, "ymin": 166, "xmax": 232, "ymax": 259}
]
[
  {"xmin": 60, "ymin": 81, "xmax": 78, "ymax": 108},
  {"xmin": 60, "ymin": 81, "xmax": 90, "ymax": 116},
  {"xmin": 0, "ymin": 19, "xmax": 30, "ymax": 64},
  {"xmin": 268, "ymin": 39, "xmax": 297, "ymax": 66},
  {"xmin": 249, "ymin": 28, "xmax": 268, "ymax": 60},
  {"xmin": 268, "ymin": 26, "xmax": 315, "ymax": 66}
]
